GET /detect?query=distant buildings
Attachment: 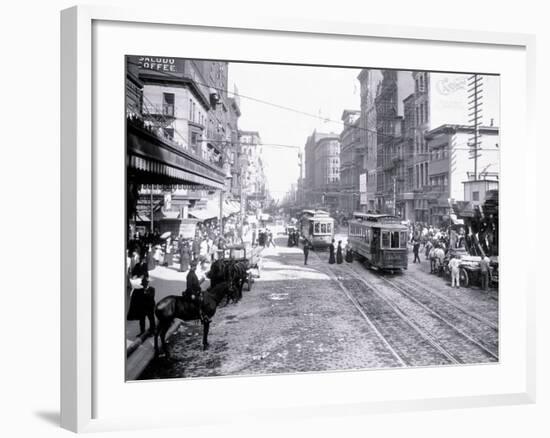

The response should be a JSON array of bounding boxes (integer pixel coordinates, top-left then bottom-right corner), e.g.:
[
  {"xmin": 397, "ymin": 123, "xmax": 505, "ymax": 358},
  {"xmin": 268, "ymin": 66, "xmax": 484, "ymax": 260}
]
[
  {"xmin": 338, "ymin": 110, "xmax": 361, "ymax": 213},
  {"xmin": 238, "ymin": 130, "xmax": 267, "ymax": 212},
  {"xmin": 300, "ymin": 69, "xmax": 500, "ymax": 226},
  {"xmin": 303, "ymin": 131, "xmax": 341, "ymax": 211}
]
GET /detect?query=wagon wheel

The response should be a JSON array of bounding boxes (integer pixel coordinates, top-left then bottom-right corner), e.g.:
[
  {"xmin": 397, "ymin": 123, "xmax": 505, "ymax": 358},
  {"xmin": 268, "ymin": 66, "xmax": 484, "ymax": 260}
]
[{"xmin": 459, "ymin": 268, "xmax": 469, "ymax": 288}]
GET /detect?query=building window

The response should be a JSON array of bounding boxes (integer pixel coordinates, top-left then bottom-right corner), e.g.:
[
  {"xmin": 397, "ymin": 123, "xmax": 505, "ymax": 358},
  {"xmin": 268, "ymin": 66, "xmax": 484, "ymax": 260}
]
[
  {"xmin": 163, "ymin": 127, "xmax": 174, "ymax": 140},
  {"xmin": 472, "ymin": 191, "xmax": 480, "ymax": 201},
  {"xmin": 420, "ymin": 74, "xmax": 426, "ymax": 92},
  {"xmin": 424, "ymin": 102, "xmax": 428, "ymax": 124},
  {"xmin": 163, "ymin": 93, "xmax": 175, "ymax": 116}
]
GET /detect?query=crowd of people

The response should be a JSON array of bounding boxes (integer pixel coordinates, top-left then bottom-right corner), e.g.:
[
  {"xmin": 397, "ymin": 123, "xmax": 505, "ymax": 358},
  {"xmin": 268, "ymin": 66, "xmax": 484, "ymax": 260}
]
[
  {"xmin": 326, "ymin": 239, "xmax": 353, "ymax": 265},
  {"xmin": 408, "ymin": 221, "xmax": 493, "ymax": 291},
  {"xmin": 125, "ymin": 215, "xmax": 248, "ymax": 334}
]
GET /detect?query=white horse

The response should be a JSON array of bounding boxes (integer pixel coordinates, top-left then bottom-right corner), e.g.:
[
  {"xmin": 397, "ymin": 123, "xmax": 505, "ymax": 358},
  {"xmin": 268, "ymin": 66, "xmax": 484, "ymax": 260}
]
[{"xmin": 429, "ymin": 247, "xmax": 446, "ymax": 274}]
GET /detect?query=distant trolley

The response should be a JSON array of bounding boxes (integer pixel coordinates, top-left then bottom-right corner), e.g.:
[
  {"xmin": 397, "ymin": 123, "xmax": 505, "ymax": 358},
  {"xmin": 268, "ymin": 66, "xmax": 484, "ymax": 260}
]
[
  {"xmin": 299, "ymin": 209, "xmax": 335, "ymax": 249},
  {"xmin": 348, "ymin": 212, "xmax": 408, "ymax": 271}
]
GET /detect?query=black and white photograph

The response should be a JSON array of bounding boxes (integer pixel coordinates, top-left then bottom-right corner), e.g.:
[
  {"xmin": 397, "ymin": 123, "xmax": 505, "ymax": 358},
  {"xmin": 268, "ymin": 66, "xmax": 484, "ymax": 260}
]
[{"xmin": 125, "ymin": 55, "xmax": 500, "ymax": 381}]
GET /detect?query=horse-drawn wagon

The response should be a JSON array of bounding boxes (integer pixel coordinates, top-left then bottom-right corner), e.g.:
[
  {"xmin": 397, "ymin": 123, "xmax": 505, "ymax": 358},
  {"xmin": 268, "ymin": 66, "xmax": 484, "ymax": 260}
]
[
  {"xmin": 222, "ymin": 243, "xmax": 260, "ymax": 291},
  {"xmin": 442, "ymin": 248, "xmax": 498, "ymax": 288}
]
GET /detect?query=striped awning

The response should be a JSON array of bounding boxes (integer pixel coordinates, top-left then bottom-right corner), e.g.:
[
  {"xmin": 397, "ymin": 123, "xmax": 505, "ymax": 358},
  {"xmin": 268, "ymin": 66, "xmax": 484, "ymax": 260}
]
[{"xmin": 129, "ymin": 156, "xmax": 224, "ymax": 190}]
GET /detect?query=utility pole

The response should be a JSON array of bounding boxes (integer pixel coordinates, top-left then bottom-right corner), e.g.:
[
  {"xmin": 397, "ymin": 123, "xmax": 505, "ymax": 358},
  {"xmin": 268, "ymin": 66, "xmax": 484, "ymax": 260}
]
[
  {"xmin": 468, "ymin": 74, "xmax": 483, "ymax": 180},
  {"xmin": 393, "ymin": 176, "xmax": 397, "ymax": 217},
  {"xmin": 150, "ymin": 188, "xmax": 154, "ymax": 233}
]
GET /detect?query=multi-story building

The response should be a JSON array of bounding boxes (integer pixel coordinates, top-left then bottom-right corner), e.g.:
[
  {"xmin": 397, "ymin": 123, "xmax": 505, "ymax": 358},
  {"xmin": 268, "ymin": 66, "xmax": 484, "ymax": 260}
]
[
  {"xmin": 238, "ymin": 130, "xmax": 267, "ymax": 213},
  {"xmin": 374, "ymin": 70, "xmax": 415, "ymax": 215},
  {"xmin": 126, "ymin": 56, "xmax": 241, "ymax": 230},
  {"xmin": 303, "ymin": 131, "xmax": 340, "ymax": 210},
  {"xmin": 425, "ymin": 124, "xmax": 499, "ymax": 225},
  {"xmin": 409, "ymin": 72, "xmax": 499, "ymax": 223},
  {"xmin": 338, "ymin": 110, "xmax": 361, "ymax": 214},
  {"xmin": 357, "ymin": 69, "xmax": 383, "ymax": 212}
]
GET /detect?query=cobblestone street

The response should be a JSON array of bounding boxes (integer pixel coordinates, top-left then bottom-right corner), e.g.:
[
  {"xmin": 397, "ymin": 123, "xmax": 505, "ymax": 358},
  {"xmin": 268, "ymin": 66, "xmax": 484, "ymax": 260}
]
[{"xmin": 139, "ymin": 229, "xmax": 498, "ymax": 380}]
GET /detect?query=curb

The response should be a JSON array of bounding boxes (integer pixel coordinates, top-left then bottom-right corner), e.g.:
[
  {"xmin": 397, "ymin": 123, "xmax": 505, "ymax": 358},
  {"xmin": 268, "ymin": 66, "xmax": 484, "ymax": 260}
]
[{"xmin": 126, "ymin": 320, "xmax": 182, "ymax": 380}]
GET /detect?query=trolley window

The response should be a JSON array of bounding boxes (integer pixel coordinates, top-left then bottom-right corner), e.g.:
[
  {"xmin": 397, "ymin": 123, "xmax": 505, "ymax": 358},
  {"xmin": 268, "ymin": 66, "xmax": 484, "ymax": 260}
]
[
  {"xmin": 382, "ymin": 231, "xmax": 401, "ymax": 248},
  {"xmin": 400, "ymin": 232, "xmax": 407, "ymax": 248},
  {"xmin": 314, "ymin": 222, "xmax": 320, "ymax": 233},
  {"xmin": 382, "ymin": 231, "xmax": 390, "ymax": 248},
  {"xmin": 390, "ymin": 231, "xmax": 400, "ymax": 248}
]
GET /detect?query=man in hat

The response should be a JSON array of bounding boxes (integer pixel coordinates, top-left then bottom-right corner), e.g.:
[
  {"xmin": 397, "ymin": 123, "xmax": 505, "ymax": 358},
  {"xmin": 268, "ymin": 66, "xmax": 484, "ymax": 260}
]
[
  {"xmin": 127, "ymin": 276, "xmax": 156, "ymax": 336},
  {"xmin": 183, "ymin": 260, "xmax": 202, "ymax": 303},
  {"xmin": 303, "ymin": 241, "xmax": 310, "ymax": 265},
  {"xmin": 448, "ymin": 255, "xmax": 461, "ymax": 289}
]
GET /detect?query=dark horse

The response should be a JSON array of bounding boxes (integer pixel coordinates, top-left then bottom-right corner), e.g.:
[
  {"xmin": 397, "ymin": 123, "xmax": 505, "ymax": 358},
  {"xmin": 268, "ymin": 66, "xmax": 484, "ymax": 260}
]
[
  {"xmin": 154, "ymin": 281, "xmax": 231, "ymax": 356},
  {"xmin": 208, "ymin": 259, "xmax": 248, "ymax": 304}
]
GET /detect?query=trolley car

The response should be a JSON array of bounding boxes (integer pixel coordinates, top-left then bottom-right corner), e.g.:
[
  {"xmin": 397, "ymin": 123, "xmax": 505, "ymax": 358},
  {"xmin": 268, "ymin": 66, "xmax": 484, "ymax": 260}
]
[
  {"xmin": 348, "ymin": 212, "xmax": 408, "ymax": 271},
  {"xmin": 299, "ymin": 209, "xmax": 335, "ymax": 249}
]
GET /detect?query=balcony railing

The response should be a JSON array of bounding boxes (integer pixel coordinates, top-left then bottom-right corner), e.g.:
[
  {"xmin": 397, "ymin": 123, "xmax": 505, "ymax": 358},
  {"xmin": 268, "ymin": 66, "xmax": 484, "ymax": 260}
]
[
  {"xmin": 143, "ymin": 103, "xmax": 175, "ymax": 118},
  {"xmin": 425, "ymin": 184, "xmax": 449, "ymax": 194}
]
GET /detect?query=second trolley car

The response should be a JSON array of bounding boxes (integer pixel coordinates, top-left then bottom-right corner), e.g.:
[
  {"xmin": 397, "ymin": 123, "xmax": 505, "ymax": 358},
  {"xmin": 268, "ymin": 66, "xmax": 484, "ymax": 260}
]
[
  {"xmin": 348, "ymin": 212, "xmax": 408, "ymax": 270},
  {"xmin": 300, "ymin": 209, "xmax": 335, "ymax": 249}
]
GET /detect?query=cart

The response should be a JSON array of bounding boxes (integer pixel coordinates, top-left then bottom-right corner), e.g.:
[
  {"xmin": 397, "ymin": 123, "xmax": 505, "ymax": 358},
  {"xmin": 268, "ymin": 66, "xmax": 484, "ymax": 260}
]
[{"xmin": 223, "ymin": 243, "xmax": 261, "ymax": 291}]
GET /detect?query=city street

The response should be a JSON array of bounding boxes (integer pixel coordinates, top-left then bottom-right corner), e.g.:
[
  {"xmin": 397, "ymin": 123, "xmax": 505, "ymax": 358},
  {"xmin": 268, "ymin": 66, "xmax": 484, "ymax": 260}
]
[
  {"xmin": 125, "ymin": 59, "xmax": 501, "ymax": 381},
  {"xmin": 139, "ymin": 227, "xmax": 498, "ymax": 380}
]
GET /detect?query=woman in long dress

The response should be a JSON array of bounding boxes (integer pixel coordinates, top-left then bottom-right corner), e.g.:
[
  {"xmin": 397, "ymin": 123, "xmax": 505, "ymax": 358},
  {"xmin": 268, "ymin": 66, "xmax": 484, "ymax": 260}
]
[
  {"xmin": 328, "ymin": 239, "xmax": 336, "ymax": 264},
  {"xmin": 179, "ymin": 241, "xmax": 190, "ymax": 272},
  {"xmin": 345, "ymin": 242, "xmax": 353, "ymax": 263},
  {"xmin": 336, "ymin": 241, "xmax": 343, "ymax": 264}
]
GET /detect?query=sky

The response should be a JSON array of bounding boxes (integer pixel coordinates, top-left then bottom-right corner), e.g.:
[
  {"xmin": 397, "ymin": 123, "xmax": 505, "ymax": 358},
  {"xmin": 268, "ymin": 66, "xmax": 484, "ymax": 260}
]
[{"xmin": 227, "ymin": 62, "xmax": 362, "ymax": 201}]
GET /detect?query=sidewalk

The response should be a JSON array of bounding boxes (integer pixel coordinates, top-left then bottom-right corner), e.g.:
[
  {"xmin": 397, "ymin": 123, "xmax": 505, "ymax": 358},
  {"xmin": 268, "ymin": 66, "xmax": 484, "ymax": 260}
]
[{"xmin": 126, "ymin": 260, "xmax": 210, "ymax": 351}]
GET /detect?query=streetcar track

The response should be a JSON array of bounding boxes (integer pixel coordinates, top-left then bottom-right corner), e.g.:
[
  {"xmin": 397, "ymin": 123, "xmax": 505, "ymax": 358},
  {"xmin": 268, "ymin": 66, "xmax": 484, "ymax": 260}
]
[
  {"xmin": 336, "ymin": 263, "xmax": 498, "ymax": 363},
  {"xmin": 329, "ymin": 272, "xmax": 407, "ymax": 367},
  {"xmin": 326, "ymin": 265, "xmax": 460, "ymax": 367},
  {"xmin": 377, "ymin": 275, "xmax": 499, "ymax": 361},
  {"xmin": 393, "ymin": 275, "xmax": 498, "ymax": 331},
  {"xmin": 337, "ymin": 268, "xmax": 461, "ymax": 365}
]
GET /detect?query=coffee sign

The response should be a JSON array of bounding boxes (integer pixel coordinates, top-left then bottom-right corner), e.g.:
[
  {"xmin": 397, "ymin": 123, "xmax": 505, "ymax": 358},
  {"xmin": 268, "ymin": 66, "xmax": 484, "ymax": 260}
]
[{"xmin": 138, "ymin": 57, "xmax": 178, "ymax": 73}]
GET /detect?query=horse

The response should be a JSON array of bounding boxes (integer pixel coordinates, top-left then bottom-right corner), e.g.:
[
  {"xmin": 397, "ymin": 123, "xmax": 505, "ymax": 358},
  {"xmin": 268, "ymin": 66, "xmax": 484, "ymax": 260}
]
[
  {"xmin": 429, "ymin": 247, "xmax": 446, "ymax": 275},
  {"xmin": 226, "ymin": 260, "xmax": 248, "ymax": 302},
  {"xmin": 153, "ymin": 281, "xmax": 231, "ymax": 356},
  {"xmin": 207, "ymin": 259, "xmax": 248, "ymax": 304}
]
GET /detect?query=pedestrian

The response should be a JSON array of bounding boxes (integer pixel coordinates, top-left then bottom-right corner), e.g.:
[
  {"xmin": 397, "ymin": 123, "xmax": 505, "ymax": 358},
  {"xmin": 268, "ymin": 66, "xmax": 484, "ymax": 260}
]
[
  {"xmin": 424, "ymin": 239, "xmax": 433, "ymax": 260},
  {"xmin": 303, "ymin": 242, "xmax": 310, "ymax": 265},
  {"xmin": 413, "ymin": 239, "xmax": 421, "ymax": 263},
  {"xmin": 328, "ymin": 239, "xmax": 336, "ymax": 264},
  {"xmin": 336, "ymin": 240, "xmax": 343, "ymax": 264},
  {"xmin": 345, "ymin": 242, "xmax": 353, "ymax": 263},
  {"xmin": 479, "ymin": 255, "xmax": 491, "ymax": 291},
  {"xmin": 131, "ymin": 255, "xmax": 149, "ymax": 280},
  {"xmin": 210, "ymin": 239, "xmax": 218, "ymax": 262},
  {"xmin": 192, "ymin": 235, "xmax": 201, "ymax": 261},
  {"xmin": 448, "ymin": 255, "xmax": 461, "ymax": 288},
  {"xmin": 127, "ymin": 276, "xmax": 156, "ymax": 336},
  {"xmin": 152, "ymin": 244, "xmax": 162, "ymax": 266},
  {"xmin": 179, "ymin": 240, "xmax": 190, "ymax": 273},
  {"xmin": 183, "ymin": 261, "xmax": 202, "ymax": 303},
  {"xmin": 267, "ymin": 229, "xmax": 275, "ymax": 247},
  {"xmin": 146, "ymin": 244, "xmax": 155, "ymax": 271},
  {"xmin": 199, "ymin": 237, "xmax": 208, "ymax": 263},
  {"xmin": 163, "ymin": 238, "xmax": 173, "ymax": 267}
]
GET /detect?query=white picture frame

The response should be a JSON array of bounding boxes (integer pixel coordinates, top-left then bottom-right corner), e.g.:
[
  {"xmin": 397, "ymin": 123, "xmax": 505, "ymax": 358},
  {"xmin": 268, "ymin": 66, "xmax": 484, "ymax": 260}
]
[{"xmin": 60, "ymin": 5, "xmax": 537, "ymax": 433}]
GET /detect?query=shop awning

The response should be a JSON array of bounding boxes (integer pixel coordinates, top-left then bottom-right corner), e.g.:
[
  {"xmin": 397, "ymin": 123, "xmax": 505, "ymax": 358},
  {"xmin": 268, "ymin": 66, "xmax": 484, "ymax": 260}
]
[
  {"xmin": 189, "ymin": 208, "xmax": 218, "ymax": 221},
  {"xmin": 223, "ymin": 200, "xmax": 241, "ymax": 217},
  {"xmin": 189, "ymin": 199, "xmax": 220, "ymax": 221}
]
